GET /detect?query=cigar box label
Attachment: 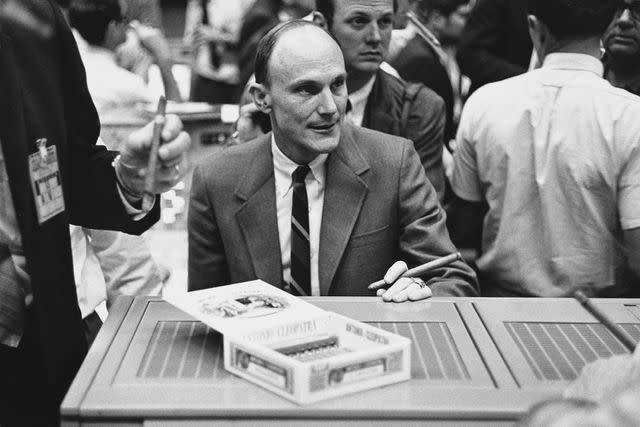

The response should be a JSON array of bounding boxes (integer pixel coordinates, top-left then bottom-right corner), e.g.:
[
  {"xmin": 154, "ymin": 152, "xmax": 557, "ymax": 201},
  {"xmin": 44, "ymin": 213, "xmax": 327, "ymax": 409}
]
[
  {"xmin": 201, "ymin": 294, "xmax": 289, "ymax": 319},
  {"xmin": 232, "ymin": 345, "xmax": 293, "ymax": 393}
]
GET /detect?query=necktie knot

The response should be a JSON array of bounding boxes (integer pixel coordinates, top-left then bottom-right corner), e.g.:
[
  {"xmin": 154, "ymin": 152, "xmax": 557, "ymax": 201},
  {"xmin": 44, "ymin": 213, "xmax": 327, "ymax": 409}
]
[{"xmin": 292, "ymin": 165, "xmax": 310, "ymax": 184}]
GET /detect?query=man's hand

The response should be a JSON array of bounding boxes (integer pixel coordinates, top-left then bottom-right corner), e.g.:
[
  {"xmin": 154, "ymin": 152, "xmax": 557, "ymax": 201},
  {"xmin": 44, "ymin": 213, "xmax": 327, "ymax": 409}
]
[
  {"xmin": 375, "ymin": 261, "xmax": 433, "ymax": 303},
  {"xmin": 129, "ymin": 21, "xmax": 173, "ymax": 63},
  {"xmin": 564, "ymin": 344, "xmax": 640, "ymax": 401},
  {"xmin": 192, "ymin": 24, "xmax": 234, "ymax": 48},
  {"xmin": 116, "ymin": 114, "xmax": 191, "ymax": 199}
]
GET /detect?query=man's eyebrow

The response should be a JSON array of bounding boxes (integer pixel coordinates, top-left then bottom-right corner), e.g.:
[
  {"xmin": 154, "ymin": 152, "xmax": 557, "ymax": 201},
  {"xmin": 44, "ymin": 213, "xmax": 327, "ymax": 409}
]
[{"xmin": 287, "ymin": 78, "xmax": 321, "ymax": 87}]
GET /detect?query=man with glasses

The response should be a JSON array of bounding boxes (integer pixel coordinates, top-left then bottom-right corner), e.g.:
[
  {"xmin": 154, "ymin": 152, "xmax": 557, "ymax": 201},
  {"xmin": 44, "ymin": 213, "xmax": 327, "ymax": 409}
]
[
  {"xmin": 448, "ymin": 0, "xmax": 640, "ymax": 297},
  {"xmin": 604, "ymin": 0, "xmax": 640, "ymax": 95}
]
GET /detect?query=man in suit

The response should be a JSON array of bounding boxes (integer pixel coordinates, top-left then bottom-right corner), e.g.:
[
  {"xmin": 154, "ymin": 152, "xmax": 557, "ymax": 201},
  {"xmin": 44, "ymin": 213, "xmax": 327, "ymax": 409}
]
[
  {"xmin": 0, "ymin": 0, "xmax": 190, "ymax": 423},
  {"xmin": 188, "ymin": 20, "xmax": 477, "ymax": 301},
  {"xmin": 456, "ymin": 0, "xmax": 531, "ymax": 93},
  {"xmin": 313, "ymin": 0, "xmax": 447, "ymax": 200}
]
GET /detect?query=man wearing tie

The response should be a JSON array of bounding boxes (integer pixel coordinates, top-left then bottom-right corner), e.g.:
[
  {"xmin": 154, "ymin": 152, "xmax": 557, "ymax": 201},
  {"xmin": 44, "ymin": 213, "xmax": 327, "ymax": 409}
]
[
  {"xmin": 188, "ymin": 20, "xmax": 477, "ymax": 300},
  {"xmin": 0, "ymin": 0, "xmax": 190, "ymax": 423}
]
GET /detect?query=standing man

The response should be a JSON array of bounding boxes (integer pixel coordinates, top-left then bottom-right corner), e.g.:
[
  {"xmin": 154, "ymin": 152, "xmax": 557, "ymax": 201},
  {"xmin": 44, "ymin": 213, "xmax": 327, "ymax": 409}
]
[
  {"xmin": 0, "ymin": 0, "xmax": 190, "ymax": 423},
  {"xmin": 188, "ymin": 21, "xmax": 477, "ymax": 300},
  {"xmin": 448, "ymin": 0, "xmax": 640, "ymax": 297},
  {"xmin": 313, "ymin": 0, "xmax": 447, "ymax": 199},
  {"xmin": 604, "ymin": 0, "xmax": 640, "ymax": 95}
]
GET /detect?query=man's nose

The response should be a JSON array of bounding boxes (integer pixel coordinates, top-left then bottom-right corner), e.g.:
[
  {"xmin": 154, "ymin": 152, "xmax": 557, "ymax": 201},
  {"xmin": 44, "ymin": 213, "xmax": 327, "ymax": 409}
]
[
  {"xmin": 365, "ymin": 22, "xmax": 382, "ymax": 44},
  {"xmin": 617, "ymin": 8, "xmax": 634, "ymax": 27},
  {"xmin": 317, "ymin": 87, "xmax": 338, "ymax": 116}
]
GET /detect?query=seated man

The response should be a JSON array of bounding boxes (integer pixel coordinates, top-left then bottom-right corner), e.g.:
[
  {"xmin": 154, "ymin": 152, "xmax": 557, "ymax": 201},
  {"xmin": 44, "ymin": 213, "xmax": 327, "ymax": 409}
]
[
  {"xmin": 448, "ymin": 0, "xmax": 640, "ymax": 297},
  {"xmin": 313, "ymin": 0, "xmax": 448, "ymax": 200},
  {"xmin": 188, "ymin": 20, "xmax": 478, "ymax": 301}
]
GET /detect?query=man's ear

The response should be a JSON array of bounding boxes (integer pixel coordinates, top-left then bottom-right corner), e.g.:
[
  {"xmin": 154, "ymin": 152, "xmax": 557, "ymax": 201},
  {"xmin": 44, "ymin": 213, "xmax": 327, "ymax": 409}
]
[
  {"xmin": 312, "ymin": 11, "xmax": 328, "ymax": 30},
  {"xmin": 250, "ymin": 83, "xmax": 272, "ymax": 114}
]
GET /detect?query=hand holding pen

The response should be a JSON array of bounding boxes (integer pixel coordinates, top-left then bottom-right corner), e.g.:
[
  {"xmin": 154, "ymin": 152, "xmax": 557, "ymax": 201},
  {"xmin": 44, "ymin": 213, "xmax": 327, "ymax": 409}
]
[{"xmin": 114, "ymin": 96, "xmax": 191, "ymax": 208}]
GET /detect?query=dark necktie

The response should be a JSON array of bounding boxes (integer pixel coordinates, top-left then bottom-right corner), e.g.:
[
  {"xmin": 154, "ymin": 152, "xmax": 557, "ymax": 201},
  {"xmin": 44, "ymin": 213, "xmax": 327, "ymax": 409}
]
[{"xmin": 290, "ymin": 165, "xmax": 311, "ymax": 296}]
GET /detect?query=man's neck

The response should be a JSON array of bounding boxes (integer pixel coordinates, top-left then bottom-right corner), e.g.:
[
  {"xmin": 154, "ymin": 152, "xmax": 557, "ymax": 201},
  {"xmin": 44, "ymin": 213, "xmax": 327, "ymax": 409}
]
[{"xmin": 347, "ymin": 69, "xmax": 376, "ymax": 94}]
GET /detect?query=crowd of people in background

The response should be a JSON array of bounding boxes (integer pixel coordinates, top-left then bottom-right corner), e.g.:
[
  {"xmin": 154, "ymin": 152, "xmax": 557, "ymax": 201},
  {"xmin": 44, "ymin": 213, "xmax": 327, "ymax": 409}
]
[{"xmin": 2, "ymin": 0, "xmax": 640, "ymax": 424}]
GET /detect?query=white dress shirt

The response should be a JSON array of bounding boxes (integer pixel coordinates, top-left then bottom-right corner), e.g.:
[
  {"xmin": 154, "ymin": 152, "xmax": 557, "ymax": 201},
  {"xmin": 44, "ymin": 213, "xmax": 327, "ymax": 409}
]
[
  {"xmin": 272, "ymin": 136, "xmax": 327, "ymax": 296},
  {"xmin": 345, "ymin": 76, "xmax": 376, "ymax": 126}
]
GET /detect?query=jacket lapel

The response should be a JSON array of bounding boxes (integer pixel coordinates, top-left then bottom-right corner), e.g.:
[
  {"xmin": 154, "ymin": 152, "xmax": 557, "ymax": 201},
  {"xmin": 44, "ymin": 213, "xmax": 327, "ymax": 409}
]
[
  {"xmin": 234, "ymin": 134, "xmax": 284, "ymax": 288},
  {"xmin": 362, "ymin": 70, "xmax": 396, "ymax": 134},
  {"xmin": 319, "ymin": 126, "xmax": 370, "ymax": 295}
]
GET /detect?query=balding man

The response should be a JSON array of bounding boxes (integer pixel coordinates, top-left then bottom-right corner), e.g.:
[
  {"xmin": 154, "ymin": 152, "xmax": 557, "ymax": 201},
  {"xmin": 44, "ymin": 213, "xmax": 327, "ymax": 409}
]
[{"xmin": 188, "ymin": 20, "xmax": 477, "ymax": 301}]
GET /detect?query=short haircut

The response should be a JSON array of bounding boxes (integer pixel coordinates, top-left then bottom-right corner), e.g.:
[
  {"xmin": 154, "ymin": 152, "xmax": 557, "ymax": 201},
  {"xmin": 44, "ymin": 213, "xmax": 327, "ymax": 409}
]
[
  {"xmin": 526, "ymin": 0, "xmax": 617, "ymax": 40},
  {"xmin": 416, "ymin": 0, "xmax": 469, "ymax": 17},
  {"xmin": 254, "ymin": 20, "xmax": 329, "ymax": 85},
  {"xmin": 68, "ymin": 0, "xmax": 121, "ymax": 46},
  {"xmin": 316, "ymin": 0, "xmax": 398, "ymax": 29}
]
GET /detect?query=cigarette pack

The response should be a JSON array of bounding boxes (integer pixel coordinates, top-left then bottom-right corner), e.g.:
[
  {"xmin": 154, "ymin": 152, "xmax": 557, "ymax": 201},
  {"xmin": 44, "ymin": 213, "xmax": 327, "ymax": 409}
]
[{"xmin": 166, "ymin": 280, "xmax": 411, "ymax": 404}]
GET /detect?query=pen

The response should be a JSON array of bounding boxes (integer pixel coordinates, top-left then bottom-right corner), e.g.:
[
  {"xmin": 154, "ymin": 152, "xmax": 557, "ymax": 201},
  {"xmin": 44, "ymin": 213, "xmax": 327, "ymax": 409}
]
[
  {"xmin": 573, "ymin": 290, "xmax": 637, "ymax": 353},
  {"xmin": 368, "ymin": 252, "xmax": 463, "ymax": 291},
  {"xmin": 142, "ymin": 96, "xmax": 167, "ymax": 211}
]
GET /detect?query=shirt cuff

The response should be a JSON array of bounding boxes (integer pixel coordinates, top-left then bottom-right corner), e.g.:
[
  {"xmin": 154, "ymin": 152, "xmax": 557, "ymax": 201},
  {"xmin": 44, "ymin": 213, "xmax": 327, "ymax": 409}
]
[{"xmin": 117, "ymin": 184, "xmax": 154, "ymax": 221}]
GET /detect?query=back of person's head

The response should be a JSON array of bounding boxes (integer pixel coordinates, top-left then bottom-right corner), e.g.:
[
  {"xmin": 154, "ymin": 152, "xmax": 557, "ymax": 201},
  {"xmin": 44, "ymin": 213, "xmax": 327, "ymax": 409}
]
[
  {"xmin": 416, "ymin": 0, "xmax": 469, "ymax": 17},
  {"xmin": 316, "ymin": 0, "xmax": 398, "ymax": 29},
  {"xmin": 254, "ymin": 19, "xmax": 330, "ymax": 85},
  {"xmin": 68, "ymin": 0, "xmax": 122, "ymax": 45},
  {"xmin": 526, "ymin": 0, "xmax": 617, "ymax": 40}
]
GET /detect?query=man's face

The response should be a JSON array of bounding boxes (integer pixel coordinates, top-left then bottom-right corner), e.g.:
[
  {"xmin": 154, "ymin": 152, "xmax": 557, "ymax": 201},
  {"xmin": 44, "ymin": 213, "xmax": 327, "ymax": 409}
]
[
  {"xmin": 604, "ymin": 0, "xmax": 640, "ymax": 61},
  {"xmin": 329, "ymin": 0, "xmax": 394, "ymax": 75},
  {"xmin": 260, "ymin": 26, "xmax": 348, "ymax": 164}
]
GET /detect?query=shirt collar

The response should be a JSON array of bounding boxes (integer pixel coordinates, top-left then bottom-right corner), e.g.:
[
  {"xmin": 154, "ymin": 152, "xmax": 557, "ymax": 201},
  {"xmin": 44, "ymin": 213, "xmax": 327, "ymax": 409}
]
[
  {"xmin": 542, "ymin": 53, "xmax": 604, "ymax": 77},
  {"xmin": 271, "ymin": 134, "xmax": 328, "ymax": 196},
  {"xmin": 348, "ymin": 75, "xmax": 377, "ymax": 107}
]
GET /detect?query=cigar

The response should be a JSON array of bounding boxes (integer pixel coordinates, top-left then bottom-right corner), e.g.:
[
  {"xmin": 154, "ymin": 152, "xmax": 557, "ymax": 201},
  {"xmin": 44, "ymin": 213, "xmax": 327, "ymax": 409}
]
[
  {"xmin": 574, "ymin": 290, "xmax": 637, "ymax": 353},
  {"xmin": 142, "ymin": 96, "xmax": 167, "ymax": 211},
  {"xmin": 368, "ymin": 252, "xmax": 463, "ymax": 291}
]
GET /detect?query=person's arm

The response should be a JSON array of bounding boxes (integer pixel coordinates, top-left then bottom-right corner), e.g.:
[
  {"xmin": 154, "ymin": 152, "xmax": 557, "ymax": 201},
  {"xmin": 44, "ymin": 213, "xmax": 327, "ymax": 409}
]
[
  {"xmin": 405, "ymin": 86, "xmax": 446, "ymax": 200},
  {"xmin": 188, "ymin": 164, "xmax": 230, "ymax": 290},
  {"xmin": 389, "ymin": 140, "xmax": 479, "ymax": 299},
  {"xmin": 625, "ymin": 228, "xmax": 640, "ymax": 282},
  {"xmin": 446, "ymin": 195, "xmax": 487, "ymax": 253},
  {"xmin": 131, "ymin": 22, "xmax": 182, "ymax": 102},
  {"xmin": 456, "ymin": 0, "xmax": 528, "ymax": 89}
]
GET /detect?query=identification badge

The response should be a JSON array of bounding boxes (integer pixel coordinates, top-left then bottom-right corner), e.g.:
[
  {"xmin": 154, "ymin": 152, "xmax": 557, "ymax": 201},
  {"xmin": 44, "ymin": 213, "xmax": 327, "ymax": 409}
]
[{"xmin": 28, "ymin": 139, "xmax": 65, "ymax": 224}]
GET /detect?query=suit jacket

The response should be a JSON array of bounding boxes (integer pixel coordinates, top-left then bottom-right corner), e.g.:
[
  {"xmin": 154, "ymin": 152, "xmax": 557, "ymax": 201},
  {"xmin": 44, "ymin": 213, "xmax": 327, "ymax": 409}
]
[
  {"xmin": 391, "ymin": 36, "xmax": 455, "ymax": 142},
  {"xmin": 456, "ymin": 0, "xmax": 531, "ymax": 93},
  {"xmin": 189, "ymin": 124, "xmax": 477, "ymax": 296},
  {"xmin": 0, "ymin": 0, "xmax": 159, "ymax": 418},
  {"xmin": 362, "ymin": 69, "xmax": 446, "ymax": 200}
]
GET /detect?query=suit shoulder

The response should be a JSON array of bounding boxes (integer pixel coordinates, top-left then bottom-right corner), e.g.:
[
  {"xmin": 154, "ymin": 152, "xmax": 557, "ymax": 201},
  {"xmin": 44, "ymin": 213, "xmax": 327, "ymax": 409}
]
[
  {"xmin": 346, "ymin": 125, "xmax": 413, "ymax": 162},
  {"xmin": 195, "ymin": 137, "xmax": 268, "ymax": 181}
]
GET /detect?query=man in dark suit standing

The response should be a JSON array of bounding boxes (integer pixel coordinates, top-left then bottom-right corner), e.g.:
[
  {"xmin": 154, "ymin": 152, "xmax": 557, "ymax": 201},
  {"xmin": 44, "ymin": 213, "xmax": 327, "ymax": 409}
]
[
  {"xmin": 313, "ymin": 0, "xmax": 447, "ymax": 200},
  {"xmin": 188, "ymin": 21, "xmax": 477, "ymax": 301},
  {"xmin": 0, "ymin": 0, "xmax": 190, "ymax": 423}
]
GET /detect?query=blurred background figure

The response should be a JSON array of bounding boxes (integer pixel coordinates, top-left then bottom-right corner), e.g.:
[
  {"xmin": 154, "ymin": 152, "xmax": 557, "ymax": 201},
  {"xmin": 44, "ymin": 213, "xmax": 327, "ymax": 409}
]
[
  {"xmin": 604, "ymin": 0, "xmax": 640, "ymax": 95},
  {"xmin": 456, "ymin": 0, "xmax": 530, "ymax": 93},
  {"xmin": 183, "ymin": 0, "xmax": 256, "ymax": 103},
  {"xmin": 390, "ymin": 0, "xmax": 473, "ymax": 143},
  {"xmin": 68, "ymin": 0, "xmax": 181, "ymax": 115}
]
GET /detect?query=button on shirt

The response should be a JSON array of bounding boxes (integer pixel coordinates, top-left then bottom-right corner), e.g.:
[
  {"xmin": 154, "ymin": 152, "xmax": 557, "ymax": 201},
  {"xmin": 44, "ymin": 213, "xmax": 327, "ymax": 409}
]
[
  {"xmin": 272, "ymin": 136, "xmax": 327, "ymax": 296},
  {"xmin": 452, "ymin": 53, "xmax": 640, "ymax": 297}
]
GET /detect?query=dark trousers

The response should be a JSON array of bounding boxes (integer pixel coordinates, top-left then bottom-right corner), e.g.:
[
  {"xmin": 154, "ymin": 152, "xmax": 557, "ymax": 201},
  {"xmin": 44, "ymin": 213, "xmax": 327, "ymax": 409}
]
[
  {"xmin": 0, "ymin": 308, "xmax": 58, "ymax": 426},
  {"xmin": 190, "ymin": 74, "xmax": 240, "ymax": 104}
]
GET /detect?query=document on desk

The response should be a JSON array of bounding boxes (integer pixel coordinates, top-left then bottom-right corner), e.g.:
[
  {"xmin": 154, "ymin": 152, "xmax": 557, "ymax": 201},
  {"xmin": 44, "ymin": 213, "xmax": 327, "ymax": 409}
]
[{"xmin": 165, "ymin": 280, "xmax": 411, "ymax": 404}]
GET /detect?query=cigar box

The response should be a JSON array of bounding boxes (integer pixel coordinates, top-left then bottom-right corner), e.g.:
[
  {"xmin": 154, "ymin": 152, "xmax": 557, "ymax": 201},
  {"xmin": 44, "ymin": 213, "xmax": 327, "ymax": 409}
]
[{"xmin": 165, "ymin": 280, "xmax": 411, "ymax": 404}]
